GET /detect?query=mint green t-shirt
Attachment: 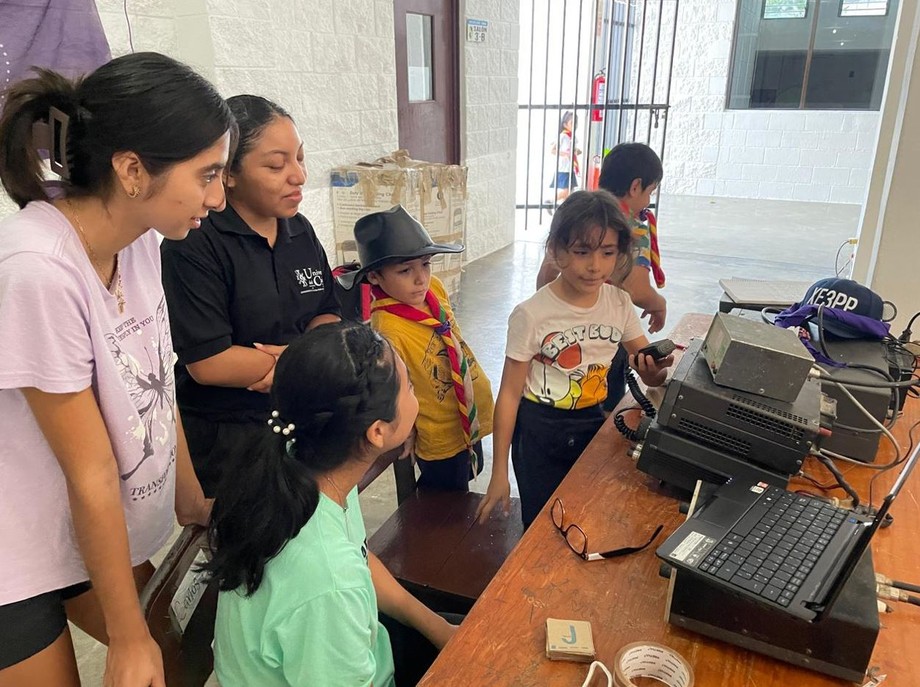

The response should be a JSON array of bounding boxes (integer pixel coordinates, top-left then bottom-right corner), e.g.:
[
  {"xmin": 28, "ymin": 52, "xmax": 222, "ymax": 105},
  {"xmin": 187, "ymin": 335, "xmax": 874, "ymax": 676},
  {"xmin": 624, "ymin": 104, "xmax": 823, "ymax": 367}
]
[{"xmin": 214, "ymin": 488, "xmax": 396, "ymax": 687}]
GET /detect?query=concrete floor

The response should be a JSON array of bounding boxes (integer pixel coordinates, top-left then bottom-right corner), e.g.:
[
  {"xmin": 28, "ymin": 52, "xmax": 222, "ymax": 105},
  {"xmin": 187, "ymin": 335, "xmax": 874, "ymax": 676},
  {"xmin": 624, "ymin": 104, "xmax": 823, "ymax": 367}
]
[{"xmin": 71, "ymin": 194, "xmax": 860, "ymax": 684}]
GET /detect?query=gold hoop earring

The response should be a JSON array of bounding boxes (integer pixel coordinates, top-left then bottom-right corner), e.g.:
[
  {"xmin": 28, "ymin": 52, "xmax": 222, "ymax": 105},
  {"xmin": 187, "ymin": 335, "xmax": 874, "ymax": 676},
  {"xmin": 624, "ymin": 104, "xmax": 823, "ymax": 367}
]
[{"xmin": 128, "ymin": 185, "xmax": 140, "ymax": 199}]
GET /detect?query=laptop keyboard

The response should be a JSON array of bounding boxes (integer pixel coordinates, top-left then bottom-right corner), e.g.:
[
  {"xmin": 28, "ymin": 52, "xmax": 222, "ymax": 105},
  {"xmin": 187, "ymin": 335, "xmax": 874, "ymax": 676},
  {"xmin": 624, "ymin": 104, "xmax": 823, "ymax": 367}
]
[{"xmin": 696, "ymin": 487, "xmax": 848, "ymax": 607}]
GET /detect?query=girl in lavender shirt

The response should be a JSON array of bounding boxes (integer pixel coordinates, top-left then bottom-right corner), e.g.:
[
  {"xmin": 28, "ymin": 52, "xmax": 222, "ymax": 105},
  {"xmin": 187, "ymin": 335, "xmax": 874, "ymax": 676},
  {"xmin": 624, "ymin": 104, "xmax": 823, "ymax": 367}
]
[{"xmin": 0, "ymin": 53, "xmax": 234, "ymax": 687}]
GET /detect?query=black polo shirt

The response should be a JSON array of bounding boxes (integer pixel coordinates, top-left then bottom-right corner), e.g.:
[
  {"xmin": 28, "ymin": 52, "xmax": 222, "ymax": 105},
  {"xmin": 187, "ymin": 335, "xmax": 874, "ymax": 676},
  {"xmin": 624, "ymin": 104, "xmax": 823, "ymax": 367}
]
[{"xmin": 161, "ymin": 204, "xmax": 340, "ymax": 422}]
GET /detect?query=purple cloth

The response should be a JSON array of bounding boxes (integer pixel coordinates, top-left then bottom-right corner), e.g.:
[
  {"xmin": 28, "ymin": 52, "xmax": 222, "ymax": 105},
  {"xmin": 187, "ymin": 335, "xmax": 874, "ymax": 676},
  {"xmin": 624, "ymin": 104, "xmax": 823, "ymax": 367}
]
[
  {"xmin": 0, "ymin": 202, "xmax": 177, "ymax": 605},
  {"xmin": 0, "ymin": 0, "xmax": 111, "ymax": 112},
  {"xmin": 773, "ymin": 303, "xmax": 891, "ymax": 366}
]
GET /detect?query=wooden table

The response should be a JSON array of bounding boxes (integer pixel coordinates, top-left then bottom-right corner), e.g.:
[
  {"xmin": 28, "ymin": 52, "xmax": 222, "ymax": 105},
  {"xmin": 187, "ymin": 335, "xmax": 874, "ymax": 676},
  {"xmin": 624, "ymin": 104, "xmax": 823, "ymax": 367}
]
[{"xmin": 420, "ymin": 316, "xmax": 920, "ymax": 686}]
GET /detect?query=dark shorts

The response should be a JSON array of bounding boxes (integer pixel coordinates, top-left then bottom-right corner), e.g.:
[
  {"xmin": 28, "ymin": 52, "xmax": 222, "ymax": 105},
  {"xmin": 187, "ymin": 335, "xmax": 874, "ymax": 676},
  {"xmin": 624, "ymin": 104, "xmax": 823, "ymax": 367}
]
[
  {"xmin": 381, "ymin": 611, "xmax": 465, "ymax": 687},
  {"xmin": 511, "ymin": 400, "xmax": 606, "ymax": 529},
  {"xmin": 0, "ymin": 581, "xmax": 91, "ymax": 670},
  {"xmin": 181, "ymin": 413, "xmax": 266, "ymax": 498},
  {"xmin": 549, "ymin": 172, "xmax": 578, "ymax": 190},
  {"xmin": 415, "ymin": 441, "xmax": 483, "ymax": 492}
]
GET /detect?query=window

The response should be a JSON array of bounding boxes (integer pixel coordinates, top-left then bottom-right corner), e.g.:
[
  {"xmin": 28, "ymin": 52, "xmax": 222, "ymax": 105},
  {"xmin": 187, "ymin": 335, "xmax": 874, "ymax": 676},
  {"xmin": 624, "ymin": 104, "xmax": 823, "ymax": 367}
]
[
  {"xmin": 728, "ymin": 0, "xmax": 898, "ymax": 109},
  {"xmin": 764, "ymin": 0, "xmax": 808, "ymax": 19},
  {"xmin": 840, "ymin": 0, "xmax": 889, "ymax": 17}
]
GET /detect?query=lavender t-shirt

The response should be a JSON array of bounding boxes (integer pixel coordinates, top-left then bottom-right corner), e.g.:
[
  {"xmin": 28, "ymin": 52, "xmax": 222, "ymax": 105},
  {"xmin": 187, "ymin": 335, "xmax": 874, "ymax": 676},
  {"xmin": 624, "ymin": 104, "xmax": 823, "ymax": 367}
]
[{"xmin": 0, "ymin": 202, "xmax": 177, "ymax": 605}]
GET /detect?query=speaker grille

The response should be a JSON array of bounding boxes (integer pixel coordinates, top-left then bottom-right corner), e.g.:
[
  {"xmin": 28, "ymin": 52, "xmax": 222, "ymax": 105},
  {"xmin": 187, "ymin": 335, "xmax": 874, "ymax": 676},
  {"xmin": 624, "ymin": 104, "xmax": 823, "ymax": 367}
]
[
  {"xmin": 678, "ymin": 418, "xmax": 751, "ymax": 457},
  {"xmin": 727, "ymin": 397, "xmax": 805, "ymax": 441}
]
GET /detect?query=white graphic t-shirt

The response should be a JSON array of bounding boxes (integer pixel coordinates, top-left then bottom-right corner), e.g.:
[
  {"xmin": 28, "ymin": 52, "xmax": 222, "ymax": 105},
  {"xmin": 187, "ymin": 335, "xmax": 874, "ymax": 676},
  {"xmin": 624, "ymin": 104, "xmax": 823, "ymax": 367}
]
[
  {"xmin": 505, "ymin": 284, "xmax": 644, "ymax": 410},
  {"xmin": 0, "ymin": 202, "xmax": 177, "ymax": 605}
]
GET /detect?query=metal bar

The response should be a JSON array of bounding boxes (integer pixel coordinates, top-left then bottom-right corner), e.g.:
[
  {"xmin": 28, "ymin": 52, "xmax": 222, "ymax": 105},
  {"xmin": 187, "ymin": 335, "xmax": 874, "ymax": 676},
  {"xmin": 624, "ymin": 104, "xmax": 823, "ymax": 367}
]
[
  {"xmin": 584, "ymin": 0, "xmax": 601, "ymax": 190},
  {"xmin": 517, "ymin": 102, "xmax": 671, "ymax": 111},
  {"xmin": 554, "ymin": 0, "xmax": 569, "ymax": 212},
  {"xmin": 723, "ymin": 0, "xmax": 745, "ymax": 108},
  {"xmin": 632, "ymin": 0, "xmax": 649, "ymax": 141},
  {"xmin": 656, "ymin": 0, "xmax": 679, "ymax": 216},
  {"xmin": 616, "ymin": 0, "xmax": 633, "ymax": 146},
  {"xmin": 600, "ymin": 0, "xmax": 614, "ymax": 157},
  {"xmin": 539, "ymin": 0, "xmax": 552, "ymax": 218},
  {"xmin": 524, "ymin": 0, "xmax": 537, "ymax": 233},
  {"xmin": 799, "ymin": 0, "xmax": 822, "ymax": 109},
  {"xmin": 571, "ymin": 0, "xmax": 586, "ymax": 187},
  {"xmin": 646, "ymin": 0, "xmax": 664, "ymax": 143}
]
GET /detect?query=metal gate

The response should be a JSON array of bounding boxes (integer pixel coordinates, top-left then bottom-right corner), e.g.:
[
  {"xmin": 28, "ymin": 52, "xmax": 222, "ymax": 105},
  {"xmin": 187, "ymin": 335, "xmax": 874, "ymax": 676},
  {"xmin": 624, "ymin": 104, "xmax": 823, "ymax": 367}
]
[{"xmin": 516, "ymin": 0, "xmax": 679, "ymax": 232}]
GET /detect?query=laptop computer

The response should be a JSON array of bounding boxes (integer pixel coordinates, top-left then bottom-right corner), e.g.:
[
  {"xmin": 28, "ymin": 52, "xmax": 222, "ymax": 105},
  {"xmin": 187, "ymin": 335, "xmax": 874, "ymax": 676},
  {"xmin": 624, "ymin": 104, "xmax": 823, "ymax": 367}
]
[{"xmin": 656, "ymin": 440, "xmax": 920, "ymax": 621}]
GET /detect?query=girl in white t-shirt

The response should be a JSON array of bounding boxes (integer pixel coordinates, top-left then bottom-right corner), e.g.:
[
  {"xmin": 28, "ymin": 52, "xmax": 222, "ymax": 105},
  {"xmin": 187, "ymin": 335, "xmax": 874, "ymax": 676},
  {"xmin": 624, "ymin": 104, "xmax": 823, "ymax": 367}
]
[{"xmin": 475, "ymin": 190, "xmax": 674, "ymax": 528}]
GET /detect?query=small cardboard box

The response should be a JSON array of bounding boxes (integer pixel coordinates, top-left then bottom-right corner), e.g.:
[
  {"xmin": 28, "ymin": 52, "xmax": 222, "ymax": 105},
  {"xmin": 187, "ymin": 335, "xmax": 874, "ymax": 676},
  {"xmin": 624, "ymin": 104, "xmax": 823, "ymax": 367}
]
[{"xmin": 330, "ymin": 150, "xmax": 468, "ymax": 298}]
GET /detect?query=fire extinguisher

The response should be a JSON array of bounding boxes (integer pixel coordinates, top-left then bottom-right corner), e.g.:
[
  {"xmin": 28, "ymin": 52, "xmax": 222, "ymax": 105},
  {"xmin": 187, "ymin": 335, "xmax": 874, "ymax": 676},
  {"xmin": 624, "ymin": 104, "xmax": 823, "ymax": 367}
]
[
  {"xmin": 591, "ymin": 70, "xmax": 606, "ymax": 123},
  {"xmin": 588, "ymin": 155, "xmax": 602, "ymax": 191}
]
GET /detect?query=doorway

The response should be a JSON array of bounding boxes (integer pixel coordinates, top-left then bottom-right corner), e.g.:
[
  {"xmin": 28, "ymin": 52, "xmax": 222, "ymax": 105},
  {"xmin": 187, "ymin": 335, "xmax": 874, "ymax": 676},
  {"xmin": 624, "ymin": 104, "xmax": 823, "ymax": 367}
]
[{"xmin": 394, "ymin": 0, "xmax": 461, "ymax": 164}]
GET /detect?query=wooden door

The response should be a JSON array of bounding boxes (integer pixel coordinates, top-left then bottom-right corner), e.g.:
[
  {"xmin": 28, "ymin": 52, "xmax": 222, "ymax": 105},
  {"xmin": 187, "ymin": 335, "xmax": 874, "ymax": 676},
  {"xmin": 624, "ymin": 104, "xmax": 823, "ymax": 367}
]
[{"xmin": 394, "ymin": 0, "xmax": 460, "ymax": 164}]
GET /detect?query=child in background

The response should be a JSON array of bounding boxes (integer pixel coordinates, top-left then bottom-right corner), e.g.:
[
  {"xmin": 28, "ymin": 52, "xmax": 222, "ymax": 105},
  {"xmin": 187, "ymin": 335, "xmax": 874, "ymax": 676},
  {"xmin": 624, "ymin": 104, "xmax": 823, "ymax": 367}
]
[
  {"xmin": 549, "ymin": 111, "xmax": 582, "ymax": 206},
  {"xmin": 536, "ymin": 142, "xmax": 667, "ymax": 409},
  {"xmin": 209, "ymin": 322, "xmax": 458, "ymax": 687},
  {"xmin": 338, "ymin": 206, "xmax": 494, "ymax": 492},
  {"xmin": 475, "ymin": 191, "xmax": 673, "ymax": 528}
]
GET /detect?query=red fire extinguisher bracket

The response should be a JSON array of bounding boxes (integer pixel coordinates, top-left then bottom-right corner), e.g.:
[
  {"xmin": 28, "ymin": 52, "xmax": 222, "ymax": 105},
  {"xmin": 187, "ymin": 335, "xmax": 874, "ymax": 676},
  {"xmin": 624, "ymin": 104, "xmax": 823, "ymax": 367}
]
[{"xmin": 591, "ymin": 71, "xmax": 606, "ymax": 123}]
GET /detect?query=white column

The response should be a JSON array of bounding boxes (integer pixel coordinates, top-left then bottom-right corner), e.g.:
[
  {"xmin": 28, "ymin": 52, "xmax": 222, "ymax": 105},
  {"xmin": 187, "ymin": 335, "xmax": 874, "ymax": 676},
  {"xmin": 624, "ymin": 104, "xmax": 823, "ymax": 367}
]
[{"xmin": 852, "ymin": 0, "xmax": 920, "ymax": 333}]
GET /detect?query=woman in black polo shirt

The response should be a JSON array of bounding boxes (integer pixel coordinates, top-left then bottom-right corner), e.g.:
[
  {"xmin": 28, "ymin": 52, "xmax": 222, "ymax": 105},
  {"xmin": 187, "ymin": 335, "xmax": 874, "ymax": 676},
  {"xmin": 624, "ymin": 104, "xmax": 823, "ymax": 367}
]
[{"xmin": 161, "ymin": 95, "xmax": 341, "ymax": 495}]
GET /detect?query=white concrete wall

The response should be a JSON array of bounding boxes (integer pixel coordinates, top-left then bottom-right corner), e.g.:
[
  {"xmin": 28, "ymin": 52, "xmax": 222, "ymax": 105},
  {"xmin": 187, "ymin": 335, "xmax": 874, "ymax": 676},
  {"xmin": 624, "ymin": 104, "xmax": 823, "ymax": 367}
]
[
  {"xmin": 200, "ymin": 0, "xmax": 401, "ymax": 252},
  {"xmin": 852, "ymin": 0, "xmax": 920, "ymax": 331},
  {"xmin": 0, "ymin": 0, "xmax": 518, "ymax": 262},
  {"xmin": 461, "ymin": 0, "xmax": 519, "ymax": 260},
  {"xmin": 663, "ymin": 0, "xmax": 882, "ymax": 203}
]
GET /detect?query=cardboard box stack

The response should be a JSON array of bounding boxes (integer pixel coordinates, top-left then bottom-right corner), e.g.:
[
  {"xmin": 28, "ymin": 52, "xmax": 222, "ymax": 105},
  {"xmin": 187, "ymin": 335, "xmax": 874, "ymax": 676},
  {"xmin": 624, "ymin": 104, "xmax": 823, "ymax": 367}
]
[{"xmin": 330, "ymin": 150, "xmax": 468, "ymax": 298}]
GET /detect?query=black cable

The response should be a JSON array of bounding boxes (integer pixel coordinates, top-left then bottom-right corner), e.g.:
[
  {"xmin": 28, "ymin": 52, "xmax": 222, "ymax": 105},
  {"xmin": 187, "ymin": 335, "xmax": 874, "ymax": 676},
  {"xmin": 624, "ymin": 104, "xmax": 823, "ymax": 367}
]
[
  {"xmin": 907, "ymin": 596, "xmax": 920, "ymax": 607},
  {"xmin": 624, "ymin": 366, "xmax": 656, "ymax": 418},
  {"xmin": 898, "ymin": 310, "xmax": 920, "ymax": 342},
  {"xmin": 815, "ymin": 452, "xmax": 860, "ymax": 508},
  {"xmin": 892, "ymin": 580, "xmax": 920, "ymax": 594},
  {"xmin": 613, "ymin": 367, "xmax": 658, "ymax": 441},
  {"xmin": 613, "ymin": 407, "xmax": 641, "ymax": 442},
  {"xmin": 834, "ymin": 240, "xmax": 850, "ymax": 277}
]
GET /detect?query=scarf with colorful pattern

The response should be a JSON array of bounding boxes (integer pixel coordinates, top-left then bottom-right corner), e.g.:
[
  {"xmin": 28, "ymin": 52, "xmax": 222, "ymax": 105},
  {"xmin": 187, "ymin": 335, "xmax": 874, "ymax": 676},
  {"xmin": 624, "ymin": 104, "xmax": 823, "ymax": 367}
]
[{"xmin": 370, "ymin": 285, "xmax": 481, "ymax": 474}]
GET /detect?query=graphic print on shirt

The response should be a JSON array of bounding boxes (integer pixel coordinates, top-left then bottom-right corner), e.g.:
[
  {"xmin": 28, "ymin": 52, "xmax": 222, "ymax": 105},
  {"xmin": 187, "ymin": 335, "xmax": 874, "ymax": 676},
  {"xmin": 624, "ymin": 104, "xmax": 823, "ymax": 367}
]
[
  {"xmin": 422, "ymin": 331, "xmax": 480, "ymax": 402},
  {"xmin": 526, "ymin": 325, "xmax": 622, "ymax": 409},
  {"xmin": 294, "ymin": 266, "xmax": 325, "ymax": 294},
  {"xmin": 106, "ymin": 296, "xmax": 176, "ymax": 486}
]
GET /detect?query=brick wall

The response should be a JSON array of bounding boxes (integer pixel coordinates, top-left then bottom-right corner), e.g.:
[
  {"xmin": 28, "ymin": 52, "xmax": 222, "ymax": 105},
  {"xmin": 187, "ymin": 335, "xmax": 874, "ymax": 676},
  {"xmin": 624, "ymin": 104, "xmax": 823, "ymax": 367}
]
[
  {"xmin": 461, "ymin": 0, "xmax": 519, "ymax": 260},
  {"xmin": 662, "ymin": 0, "xmax": 880, "ymax": 204},
  {"xmin": 1, "ymin": 0, "xmax": 518, "ymax": 262}
]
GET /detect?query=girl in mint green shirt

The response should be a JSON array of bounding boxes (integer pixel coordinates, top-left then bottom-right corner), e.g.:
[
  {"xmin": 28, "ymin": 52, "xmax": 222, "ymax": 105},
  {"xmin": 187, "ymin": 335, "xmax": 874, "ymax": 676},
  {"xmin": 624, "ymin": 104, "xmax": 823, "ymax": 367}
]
[{"xmin": 206, "ymin": 322, "xmax": 457, "ymax": 686}]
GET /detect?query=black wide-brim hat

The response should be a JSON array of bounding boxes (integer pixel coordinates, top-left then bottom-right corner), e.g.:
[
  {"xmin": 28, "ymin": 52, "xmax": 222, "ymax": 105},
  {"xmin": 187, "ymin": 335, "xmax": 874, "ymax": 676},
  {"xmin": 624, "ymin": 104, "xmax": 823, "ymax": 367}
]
[{"xmin": 336, "ymin": 205, "xmax": 464, "ymax": 290}]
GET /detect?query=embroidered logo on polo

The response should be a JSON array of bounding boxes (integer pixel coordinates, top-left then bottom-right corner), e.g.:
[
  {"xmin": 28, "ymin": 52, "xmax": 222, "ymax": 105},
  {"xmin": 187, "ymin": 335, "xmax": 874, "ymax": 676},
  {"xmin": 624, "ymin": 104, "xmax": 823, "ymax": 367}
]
[{"xmin": 294, "ymin": 267, "xmax": 324, "ymax": 294}]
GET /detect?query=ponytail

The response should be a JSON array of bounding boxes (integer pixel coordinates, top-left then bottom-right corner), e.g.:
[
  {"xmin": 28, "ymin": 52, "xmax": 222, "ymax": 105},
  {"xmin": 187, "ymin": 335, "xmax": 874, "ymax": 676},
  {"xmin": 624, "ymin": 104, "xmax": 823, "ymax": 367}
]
[
  {"xmin": 0, "ymin": 69, "xmax": 81, "ymax": 208},
  {"xmin": 206, "ymin": 431, "xmax": 321, "ymax": 596},
  {"xmin": 0, "ymin": 53, "xmax": 233, "ymax": 209},
  {"xmin": 204, "ymin": 322, "xmax": 400, "ymax": 597}
]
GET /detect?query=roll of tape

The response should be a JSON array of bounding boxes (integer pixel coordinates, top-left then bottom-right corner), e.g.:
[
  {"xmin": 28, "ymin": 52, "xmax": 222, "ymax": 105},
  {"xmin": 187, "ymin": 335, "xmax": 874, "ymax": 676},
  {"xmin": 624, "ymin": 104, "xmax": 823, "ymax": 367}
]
[{"xmin": 613, "ymin": 642, "xmax": 694, "ymax": 687}]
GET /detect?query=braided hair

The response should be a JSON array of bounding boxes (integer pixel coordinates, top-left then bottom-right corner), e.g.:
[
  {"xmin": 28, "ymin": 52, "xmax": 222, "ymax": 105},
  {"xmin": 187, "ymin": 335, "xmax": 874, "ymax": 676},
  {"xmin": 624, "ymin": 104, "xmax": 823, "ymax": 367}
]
[{"xmin": 206, "ymin": 321, "xmax": 399, "ymax": 595}]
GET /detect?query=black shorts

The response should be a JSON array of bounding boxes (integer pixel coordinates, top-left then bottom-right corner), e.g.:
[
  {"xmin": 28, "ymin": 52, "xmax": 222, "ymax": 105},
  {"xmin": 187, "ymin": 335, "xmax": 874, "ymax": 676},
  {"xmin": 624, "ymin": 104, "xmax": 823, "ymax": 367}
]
[
  {"xmin": 0, "ymin": 581, "xmax": 91, "ymax": 670},
  {"xmin": 415, "ymin": 440, "xmax": 484, "ymax": 492}
]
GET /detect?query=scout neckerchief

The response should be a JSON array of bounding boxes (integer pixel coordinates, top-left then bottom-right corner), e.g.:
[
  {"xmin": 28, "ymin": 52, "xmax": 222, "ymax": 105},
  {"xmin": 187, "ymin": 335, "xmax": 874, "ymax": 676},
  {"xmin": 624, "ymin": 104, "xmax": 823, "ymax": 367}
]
[
  {"xmin": 370, "ymin": 284, "xmax": 482, "ymax": 475},
  {"xmin": 620, "ymin": 202, "xmax": 666, "ymax": 288}
]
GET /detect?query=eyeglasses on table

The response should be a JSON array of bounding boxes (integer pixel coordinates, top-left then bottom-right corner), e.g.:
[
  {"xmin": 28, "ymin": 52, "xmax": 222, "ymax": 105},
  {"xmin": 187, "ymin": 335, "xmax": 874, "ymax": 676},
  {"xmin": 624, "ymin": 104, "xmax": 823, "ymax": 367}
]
[{"xmin": 551, "ymin": 498, "xmax": 664, "ymax": 562}]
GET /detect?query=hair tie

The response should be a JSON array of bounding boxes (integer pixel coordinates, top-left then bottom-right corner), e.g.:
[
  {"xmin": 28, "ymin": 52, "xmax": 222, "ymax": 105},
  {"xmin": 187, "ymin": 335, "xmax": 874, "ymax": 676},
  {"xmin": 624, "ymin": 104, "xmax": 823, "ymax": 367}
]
[
  {"xmin": 31, "ymin": 107, "xmax": 72, "ymax": 181},
  {"xmin": 267, "ymin": 410, "xmax": 296, "ymax": 436}
]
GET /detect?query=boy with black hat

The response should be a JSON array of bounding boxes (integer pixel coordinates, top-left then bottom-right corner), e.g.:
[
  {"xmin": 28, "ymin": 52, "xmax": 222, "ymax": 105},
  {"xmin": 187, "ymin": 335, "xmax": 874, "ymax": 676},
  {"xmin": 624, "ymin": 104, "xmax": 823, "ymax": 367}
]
[{"xmin": 338, "ymin": 206, "xmax": 495, "ymax": 491}]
